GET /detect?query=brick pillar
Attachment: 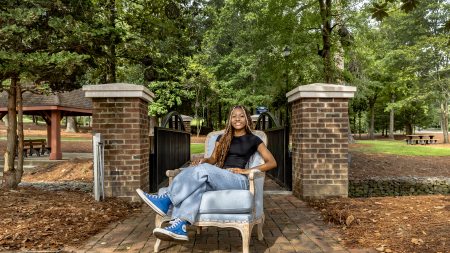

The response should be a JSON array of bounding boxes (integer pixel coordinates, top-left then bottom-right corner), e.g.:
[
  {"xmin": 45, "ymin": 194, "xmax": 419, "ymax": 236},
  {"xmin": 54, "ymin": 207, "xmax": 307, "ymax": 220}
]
[
  {"xmin": 83, "ymin": 83, "xmax": 154, "ymax": 202},
  {"xmin": 287, "ymin": 83, "xmax": 356, "ymax": 199},
  {"xmin": 181, "ymin": 115, "xmax": 192, "ymax": 133}
]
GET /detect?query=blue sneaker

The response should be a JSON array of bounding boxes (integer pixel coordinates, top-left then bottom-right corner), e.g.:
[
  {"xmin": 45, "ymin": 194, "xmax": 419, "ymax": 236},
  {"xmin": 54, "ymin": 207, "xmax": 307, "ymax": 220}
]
[
  {"xmin": 136, "ymin": 188, "xmax": 171, "ymax": 216},
  {"xmin": 153, "ymin": 218, "xmax": 189, "ymax": 241}
]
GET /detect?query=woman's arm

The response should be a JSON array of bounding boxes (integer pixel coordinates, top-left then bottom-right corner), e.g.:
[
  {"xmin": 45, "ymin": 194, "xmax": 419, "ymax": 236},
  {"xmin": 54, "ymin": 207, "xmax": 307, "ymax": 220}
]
[
  {"xmin": 227, "ymin": 142, "xmax": 277, "ymax": 174},
  {"xmin": 251, "ymin": 142, "xmax": 277, "ymax": 172}
]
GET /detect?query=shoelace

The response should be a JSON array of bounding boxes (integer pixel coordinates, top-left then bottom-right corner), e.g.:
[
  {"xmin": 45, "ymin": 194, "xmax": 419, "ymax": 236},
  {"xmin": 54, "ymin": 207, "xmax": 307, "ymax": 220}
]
[
  {"xmin": 167, "ymin": 218, "xmax": 183, "ymax": 229},
  {"xmin": 148, "ymin": 193, "xmax": 168, "ymax": 199}
]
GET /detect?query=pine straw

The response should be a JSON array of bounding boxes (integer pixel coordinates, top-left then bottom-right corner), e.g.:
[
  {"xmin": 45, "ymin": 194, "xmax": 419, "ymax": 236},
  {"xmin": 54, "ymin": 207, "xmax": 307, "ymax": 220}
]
[
  {"xmin": 308, "ymin": 196, "xmax": 450, "ymax": 253},
  {"xmin": 0, "ymin": 187, "xmax": 138, "ymax": 251}
]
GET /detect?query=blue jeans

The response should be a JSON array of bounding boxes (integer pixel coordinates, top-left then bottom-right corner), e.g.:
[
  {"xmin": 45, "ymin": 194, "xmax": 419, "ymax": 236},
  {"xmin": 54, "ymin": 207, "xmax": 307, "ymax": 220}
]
[{"xmin": 167, "ymin": 163, "xmax": 249, "ymax": 224}]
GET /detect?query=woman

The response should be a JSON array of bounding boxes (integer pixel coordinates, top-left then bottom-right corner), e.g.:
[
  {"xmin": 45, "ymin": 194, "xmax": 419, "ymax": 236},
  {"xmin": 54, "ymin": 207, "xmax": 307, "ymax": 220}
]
[{"xmin": 136, "ymin": 105, "xmax": 277, "ymax": 241}]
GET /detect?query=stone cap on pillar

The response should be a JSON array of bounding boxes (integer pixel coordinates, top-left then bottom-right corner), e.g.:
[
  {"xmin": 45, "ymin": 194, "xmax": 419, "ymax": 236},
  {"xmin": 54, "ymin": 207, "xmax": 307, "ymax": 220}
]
[
  {"xmin": 83, "ymin": 83, "xmax": 154, "ymax": 102},
  {"xmin": 286, "ymin": 83, "xmax": 356, "ymax": 103}
]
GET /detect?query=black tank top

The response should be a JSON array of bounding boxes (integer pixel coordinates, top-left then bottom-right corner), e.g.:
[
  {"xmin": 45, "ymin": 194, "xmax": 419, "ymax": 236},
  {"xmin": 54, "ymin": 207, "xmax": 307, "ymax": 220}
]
[{"xmin": 216, "ymin": 133, "xmax": 263, "ymax": 169}]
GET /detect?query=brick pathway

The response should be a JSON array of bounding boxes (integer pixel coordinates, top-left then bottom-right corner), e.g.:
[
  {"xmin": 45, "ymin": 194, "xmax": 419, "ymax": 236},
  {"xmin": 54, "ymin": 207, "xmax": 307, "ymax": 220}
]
[{"xmin": 67, "ymin": 179, "xmax": 376, "ymax": 253}]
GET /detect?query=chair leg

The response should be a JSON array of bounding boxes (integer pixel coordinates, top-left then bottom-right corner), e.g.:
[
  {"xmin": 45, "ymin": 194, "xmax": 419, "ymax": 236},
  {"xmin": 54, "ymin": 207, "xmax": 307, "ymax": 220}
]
[
  {"xmin": 155, "ymin": 214, "xmax": 163, "ymax": 228},
  {"xmin": 238, "ymin": 224, "xmax": 251, "ymax": 253},
  {"xmin": 154, "ymin": 214, "xmax": 164, "ymax": 253},
  {"xmin": 154, "ymin": 239, "xmax": 162, "ymax": 253},
  {"xmin": 257, "ymin": 216, "xmax": 264, "ymax": 241}
]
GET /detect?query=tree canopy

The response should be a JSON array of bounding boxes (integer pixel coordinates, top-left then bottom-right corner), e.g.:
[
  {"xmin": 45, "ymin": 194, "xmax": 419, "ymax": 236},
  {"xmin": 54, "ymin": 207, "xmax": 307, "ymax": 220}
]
[{"xmin": 1, "ymin": 0, "xmax": 449, "ymax": 134}]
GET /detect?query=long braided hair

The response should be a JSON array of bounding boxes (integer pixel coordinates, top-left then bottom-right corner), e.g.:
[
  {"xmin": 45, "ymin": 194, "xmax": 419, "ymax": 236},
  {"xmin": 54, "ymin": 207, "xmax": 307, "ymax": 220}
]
[{"xmin": 214, "ymin": 105, "xmax": 254, "ymax": 168}]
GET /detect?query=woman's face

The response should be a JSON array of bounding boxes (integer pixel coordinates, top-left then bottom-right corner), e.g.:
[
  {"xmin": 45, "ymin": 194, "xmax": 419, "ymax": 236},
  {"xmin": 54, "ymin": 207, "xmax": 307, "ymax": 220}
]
[{"xmin": 231, "ymin": 108, "xmax": 247, "ymax": 130}]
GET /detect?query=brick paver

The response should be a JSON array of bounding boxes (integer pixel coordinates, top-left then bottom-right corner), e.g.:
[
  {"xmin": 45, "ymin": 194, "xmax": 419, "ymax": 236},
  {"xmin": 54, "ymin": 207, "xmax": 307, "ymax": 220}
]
[{"xmin": 67, "ymin": 179, "xmax": 374, "ymax": 253}]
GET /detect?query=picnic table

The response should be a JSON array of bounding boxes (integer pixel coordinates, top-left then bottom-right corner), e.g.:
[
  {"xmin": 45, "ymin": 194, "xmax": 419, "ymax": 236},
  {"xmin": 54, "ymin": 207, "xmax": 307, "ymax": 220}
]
[
  {"xmin": 22, "ymin": 139, "xmax": 50, "ymax": 156},
  {"xmin": 405, "ymin": 135, "xmax": 437, "ymax": 145}
]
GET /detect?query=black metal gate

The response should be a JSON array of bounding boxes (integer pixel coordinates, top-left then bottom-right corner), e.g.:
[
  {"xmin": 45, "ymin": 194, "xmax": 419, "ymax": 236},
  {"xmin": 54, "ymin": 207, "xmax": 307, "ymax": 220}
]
[
  {"xmin": 149, "ymin": 111, "xmax": 190, "ymax": 192},
  {"xmin": 255, "ymin": 112, "xmax": 292, "ymax": 190}
]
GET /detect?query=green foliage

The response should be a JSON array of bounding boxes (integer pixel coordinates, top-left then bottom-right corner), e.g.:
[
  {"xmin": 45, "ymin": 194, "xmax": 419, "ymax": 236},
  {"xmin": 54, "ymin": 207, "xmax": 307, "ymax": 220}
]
[
  {"xmin": 0, "ymin": 0, "xmax": 96, "ymax": 90},
  {"xmin": 148, "ymin": 81, "xmax": 194, "ymax": 116},
  {"xmin": 369, "ymin": 0, "xmax": 420, "ymax": 21}
]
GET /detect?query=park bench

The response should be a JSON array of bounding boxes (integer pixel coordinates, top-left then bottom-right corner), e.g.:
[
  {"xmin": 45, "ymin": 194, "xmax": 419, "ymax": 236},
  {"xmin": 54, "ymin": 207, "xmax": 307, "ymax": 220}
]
[
  {"xmin": 22, "ymin": 139, "xmax": 50, "ymax": 157},
  {"xmin": 405, "ymin": 135, "xmax": 437, "ymax": 145}
]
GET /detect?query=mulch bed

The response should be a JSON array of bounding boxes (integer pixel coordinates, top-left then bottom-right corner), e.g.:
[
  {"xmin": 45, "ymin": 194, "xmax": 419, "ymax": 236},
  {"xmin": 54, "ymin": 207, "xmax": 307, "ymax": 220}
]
[
  {"xmin": 308, "ymin": 195, "xmax": 449, "ymax": 253},
  {"xmin": 309, "ymin": 147, "xmax": 450, "ymax": 253},
  {"xmin": 0, "ymin": 187, "xmax": 137, "ymax": 251},
  {"xmin": 349, "ymin": 151, "xmax": 450, "ymax": 179}
]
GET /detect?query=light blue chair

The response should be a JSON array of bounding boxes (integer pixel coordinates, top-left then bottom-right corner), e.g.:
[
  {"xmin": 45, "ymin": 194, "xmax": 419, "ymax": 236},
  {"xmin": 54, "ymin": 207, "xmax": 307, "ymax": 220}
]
[{"xmin": 153, "ymin": 130, "xmax": 267, "ymax": 253}]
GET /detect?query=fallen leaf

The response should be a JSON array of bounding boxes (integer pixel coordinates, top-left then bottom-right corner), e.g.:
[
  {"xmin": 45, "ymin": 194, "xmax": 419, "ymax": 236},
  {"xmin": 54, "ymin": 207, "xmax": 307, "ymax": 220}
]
[
  {"xmin": 411, "ymin": 238, "xmax": 424, "ymax": 245},
  {"xmin": 376, "ymin": 246, "xmax": 385, "ymax": 252},
  {"xmin": 346, "ymin": 215, "xmax": 355, "ymax": 226}
]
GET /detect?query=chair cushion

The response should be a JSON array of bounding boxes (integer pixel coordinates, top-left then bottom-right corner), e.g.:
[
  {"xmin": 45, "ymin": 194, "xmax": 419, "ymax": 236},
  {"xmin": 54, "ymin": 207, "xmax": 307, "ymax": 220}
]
[{"xmin": 199, "ymin": 190, "xmax": 253, "ymax": 214}]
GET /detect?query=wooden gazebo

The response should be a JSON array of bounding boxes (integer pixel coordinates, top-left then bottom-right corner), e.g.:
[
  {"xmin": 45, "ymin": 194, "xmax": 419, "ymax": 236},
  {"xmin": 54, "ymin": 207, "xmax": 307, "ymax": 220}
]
[{"xmin": 0, "ymin": 89, "xmax": 92, "ymax": 160}]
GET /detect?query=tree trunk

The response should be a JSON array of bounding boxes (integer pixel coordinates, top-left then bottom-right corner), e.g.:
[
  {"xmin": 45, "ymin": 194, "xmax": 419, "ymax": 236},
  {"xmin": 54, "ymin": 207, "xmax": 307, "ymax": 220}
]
[
  {"xmin": 2, "ymin": 116, "xmax": 7, "ymax": 127},
  {"xmin": 405, "ymin": 123, "xmax": 413, "ymax": 136},
  {"xmin": 348, "ymin": 117, "xmax": 355, "ymax": 143},
  {"xmin": 32, "ymin": 115, "xmax": 39, "ymax": 125},
  {"xmin": 218, "ymin": 103, "xmax": 222, "ymax": 129},
  {"xmin": 3, "ymin": 78, "xmax": 18, "ymax": 189},
  {"xmin": 358, "ymin": 111, "xmax": 362, "ymax": 139},
  {"xmin": 16, "ymin": 84, "xmax": 24, "ymax": 184},
  {"xmin": 107, "ymin": 0, "xmax": 117, "ymax": 83},
  {"xmin": 318, "ymin": 0, "xmax": 334, "ymax": 83},
  {"xmin": 441, "ymin": 100, "xmax": 449, "ymax": 144},
  {"xmin": 66, "ymin": 116, "xmax": 79, "ymax": 132},
  {"xmin": 389, "ymin": 94, "xmax": 395, "ymax": 139},
  {"xmin": 369, "ymin": 104, "xmax": 375, "ymax": 139}
]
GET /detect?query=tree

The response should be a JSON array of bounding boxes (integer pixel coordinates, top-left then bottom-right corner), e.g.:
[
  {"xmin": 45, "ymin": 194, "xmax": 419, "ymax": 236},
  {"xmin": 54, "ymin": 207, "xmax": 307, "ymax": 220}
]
[
  {"xmin": 0, "ymin": 0, "xmax": 95, "ymax": 189},
  {"xmin": 66, "ymin": 117, "xmax": 79, "ymax": 133},
  {"xmin": 414, "ymin": 0, "xmax": 450, "ymax": 143},
  {"xmin": 369, "ymin": 0, "xmax": 421, "ymax": 21}
]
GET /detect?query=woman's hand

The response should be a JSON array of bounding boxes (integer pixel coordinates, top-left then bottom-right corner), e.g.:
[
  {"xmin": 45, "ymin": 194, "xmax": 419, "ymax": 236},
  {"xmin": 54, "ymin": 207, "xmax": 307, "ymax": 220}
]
[
  {"xmin": 226, "ymin": 168, "xmax": 249, "ymax": 174},
  {"xmin": 191, "ymin": 158, "xmax": 206, "ymax": 166}
]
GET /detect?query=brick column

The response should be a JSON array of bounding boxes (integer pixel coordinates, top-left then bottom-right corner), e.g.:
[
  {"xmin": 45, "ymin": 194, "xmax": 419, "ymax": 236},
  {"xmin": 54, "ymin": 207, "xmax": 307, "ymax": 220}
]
[
  {"xmin": 83, "ymin": 83, "xmax": 154, "ymax": 202},
  {"xmin": 287, "ymin": 83, "xmax": 356, "ymax": 199}
]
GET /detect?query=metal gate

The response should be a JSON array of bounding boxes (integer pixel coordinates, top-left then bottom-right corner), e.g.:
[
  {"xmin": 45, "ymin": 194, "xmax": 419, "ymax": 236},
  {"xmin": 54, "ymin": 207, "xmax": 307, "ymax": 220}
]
[
  {"xmin": 255, "ymin": 112, "xmax": 292, "ymax": 190},
  {"xmin": 149, "ymin": 111, "xmax": 190, "ymax": 192}
]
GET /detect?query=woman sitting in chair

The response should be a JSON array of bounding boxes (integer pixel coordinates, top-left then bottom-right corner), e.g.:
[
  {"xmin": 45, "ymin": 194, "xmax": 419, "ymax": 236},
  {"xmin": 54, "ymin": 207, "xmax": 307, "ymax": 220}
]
[{"xmin": 136, "ymin": 105, "xmax": 277, "ymax": 241}]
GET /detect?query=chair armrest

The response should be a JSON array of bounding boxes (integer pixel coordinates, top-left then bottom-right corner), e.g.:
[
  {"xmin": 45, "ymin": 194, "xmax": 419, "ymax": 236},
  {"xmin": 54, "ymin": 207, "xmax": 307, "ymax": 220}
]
[
  {"xmin": 166, "ymin": 161, "xmax": 191, "ymax": 184},
  {"xmin": 248, "ymin": 169, "xmax": 264, "ymax": 180},
  {"xmin": 166, "ymin": 168, "xmax": 182, "ymax": 177},
  {"xmin": 166, "ymin": 169, "xmax": 182, "ymax": 184},
  {"xmin": 248, "ymin": 169, "xmax": 265, "ymax": 219},
  {"xmin": 248, "ymin": 169, "xmax": 264, "ymax": 195}
]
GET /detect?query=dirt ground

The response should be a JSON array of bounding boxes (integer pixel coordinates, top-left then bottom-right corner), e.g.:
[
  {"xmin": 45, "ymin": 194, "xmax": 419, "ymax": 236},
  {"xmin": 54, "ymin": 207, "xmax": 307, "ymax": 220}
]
[
  {"xmin": 22, "ymin": 158, "xmax": 93, "ymax": 183},
  {"xmin": 349, "ymin": 150, "xmax": 450, "ymax": 179},
  {"xmin": 1, "ymin": 123, "xmax": 449, "ymax": 252},
  {"xmin": 0, "ymin": 186, "xmax": 137, "ymax": 251},
  {"xmin": 309, "ymin": 195, "xmax": 449, "ymax": 253},
  {"xmin": 0, "ymin": 124, "xmax": 136, "ymax": 251}
]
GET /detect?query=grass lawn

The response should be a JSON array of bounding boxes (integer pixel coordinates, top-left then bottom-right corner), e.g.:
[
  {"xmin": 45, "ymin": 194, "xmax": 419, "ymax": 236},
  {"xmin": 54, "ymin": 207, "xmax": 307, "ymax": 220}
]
[
  {"xmin": 191, "ymin": 143, "xmax": 204, "ymax": 154},
  {"xmin": 351, "ymin": 140, "xmax": 450, "ymax": 156}
]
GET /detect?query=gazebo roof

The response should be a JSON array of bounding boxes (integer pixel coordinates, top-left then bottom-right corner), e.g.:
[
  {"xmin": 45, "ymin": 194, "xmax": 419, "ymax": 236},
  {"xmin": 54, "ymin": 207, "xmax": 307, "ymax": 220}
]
[{"xmin": 0, "ymin": 89, "xmax": 92, "ymax": 116}]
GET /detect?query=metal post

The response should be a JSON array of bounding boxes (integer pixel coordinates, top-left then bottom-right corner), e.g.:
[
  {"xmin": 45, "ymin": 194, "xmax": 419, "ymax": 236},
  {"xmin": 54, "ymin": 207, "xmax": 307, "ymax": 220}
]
[{"xmin": 93, "ymin": 133, "xmax": 104, "ymax": 201}]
